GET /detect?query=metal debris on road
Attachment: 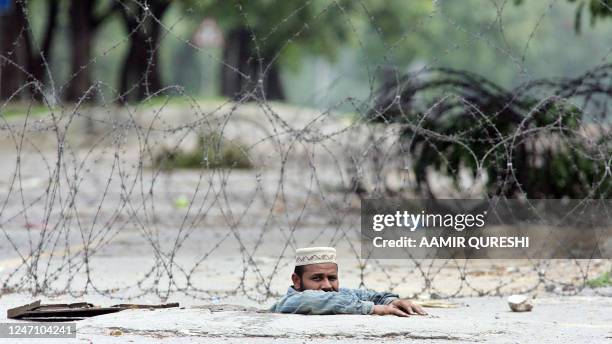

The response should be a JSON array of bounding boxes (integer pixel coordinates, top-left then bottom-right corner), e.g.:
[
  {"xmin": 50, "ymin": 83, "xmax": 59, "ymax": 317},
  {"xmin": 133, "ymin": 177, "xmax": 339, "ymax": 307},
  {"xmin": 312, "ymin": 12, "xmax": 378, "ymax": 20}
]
[{"xmin": 7, "ymin": 300, "xmax": 179, "ymax": 321}]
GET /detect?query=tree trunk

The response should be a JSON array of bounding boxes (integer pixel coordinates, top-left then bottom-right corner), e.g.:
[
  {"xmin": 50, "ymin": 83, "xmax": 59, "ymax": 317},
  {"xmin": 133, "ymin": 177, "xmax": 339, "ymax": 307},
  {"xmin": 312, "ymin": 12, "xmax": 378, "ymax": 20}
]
[
  {"xmin": 221, "ymin": 28, "xmax": 251, "ymax": 100},
  {"xmin": 118, "ymin": 1, "xmax": 168, "ymax": 103},
  {"xmin": 0, "ymin": 5, "xmax": 29, "ymax": 100},
  {"xmin": 29, "ymin": 0, "xmax": 59, "ymax": 99},
  {"xmin": 65, "ymin": 0, "xmax": 95, "ymax": 102},
  {"xmin": 262, "ymin": 58, "xmax": 285, "ymax": 100},
  {"xmin": 119, "ymin": 33, "xmax": 148, "ymax": 102},
  {"xmin": 220, "ymin": 28, "xmax": 285, "ymax": 101},
  {"xmin": 0, "ymin": 0, "xmax": 59, "ymax": 101}
]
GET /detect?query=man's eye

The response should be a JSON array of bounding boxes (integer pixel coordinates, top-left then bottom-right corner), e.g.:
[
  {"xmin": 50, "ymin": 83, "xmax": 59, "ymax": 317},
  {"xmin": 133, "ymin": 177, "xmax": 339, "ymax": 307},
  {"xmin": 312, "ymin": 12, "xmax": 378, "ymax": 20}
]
[
  {"xmin": 329, "ymin": 277, "xmax": 337, "ymax": 281},
  {"xmin": 312, "ymin": 277, "xmax": 321, "ymax": 281}
]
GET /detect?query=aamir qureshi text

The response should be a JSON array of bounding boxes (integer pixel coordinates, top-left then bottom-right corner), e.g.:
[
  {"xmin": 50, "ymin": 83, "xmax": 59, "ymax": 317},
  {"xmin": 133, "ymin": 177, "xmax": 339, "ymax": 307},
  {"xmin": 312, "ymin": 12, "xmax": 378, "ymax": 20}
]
[{"xmin": 372, "ymin": 235, "xmax": 529, "ymax": 250}]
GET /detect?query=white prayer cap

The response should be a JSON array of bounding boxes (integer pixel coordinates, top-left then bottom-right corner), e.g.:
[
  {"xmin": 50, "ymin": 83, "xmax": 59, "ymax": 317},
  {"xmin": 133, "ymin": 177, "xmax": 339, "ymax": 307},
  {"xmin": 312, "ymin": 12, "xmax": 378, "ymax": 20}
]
[{"xmin": 295, "ymin": 247, "xmax": 337, "ymax": 266}]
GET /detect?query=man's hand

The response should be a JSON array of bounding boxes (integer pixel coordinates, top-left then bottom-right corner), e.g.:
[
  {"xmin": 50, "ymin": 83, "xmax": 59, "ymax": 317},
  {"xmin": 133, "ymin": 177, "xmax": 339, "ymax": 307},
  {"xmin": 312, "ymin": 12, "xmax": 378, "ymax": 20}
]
[
  {"xmin": 371, "ymin": 299, "xmax": 428, "ymax": 317},
  {"xmin": 372, "ymin": 304, "xmax": 410, "ymax": 317},
  {"xmin": 372, "ymin": 299, "xmax": 427, "ymax": 317},
  {"xmin": 391, "ymin": 299, "xmax": 427, "ymax": 315}
]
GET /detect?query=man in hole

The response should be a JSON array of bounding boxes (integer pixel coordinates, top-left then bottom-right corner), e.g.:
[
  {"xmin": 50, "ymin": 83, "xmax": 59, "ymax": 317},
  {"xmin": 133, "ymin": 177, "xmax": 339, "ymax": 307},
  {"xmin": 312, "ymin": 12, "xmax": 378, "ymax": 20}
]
[{"xmin": 271, "ymin": 247, "xmax": 427, "ymax": 316}]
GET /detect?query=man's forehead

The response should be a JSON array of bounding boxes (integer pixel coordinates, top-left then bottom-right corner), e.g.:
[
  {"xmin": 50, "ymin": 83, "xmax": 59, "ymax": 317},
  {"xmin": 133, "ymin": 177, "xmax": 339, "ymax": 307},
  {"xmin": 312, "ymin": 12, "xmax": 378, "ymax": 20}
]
[{"xmin": 302, "ymin": 263, "xmax": 338, "ymax": 274}]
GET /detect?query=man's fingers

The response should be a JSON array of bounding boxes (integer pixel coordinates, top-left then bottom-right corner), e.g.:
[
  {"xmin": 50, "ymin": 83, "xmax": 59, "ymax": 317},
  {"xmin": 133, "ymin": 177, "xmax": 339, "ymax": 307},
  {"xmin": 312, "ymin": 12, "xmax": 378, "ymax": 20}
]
[
  {"xmin": 413, "ymin": 305, "xmax": 427, "ymax": 315},
  {"xmin": 392, "ymin": 307, "xmax": 410, "ymax": 317},
  {"xmin": 396, "ymin": 301, "xmax": 417, "ymax": 315},
  {"xmin": 375, "ymin": 303, "xmax": 427, "ymax": 317},
  {"xmin": 415, "ymin": 305, "xmax": 428, "ymax": 315},
  {"xmin": 399, "ymin": 303, "xmax": 416, "ymax": 315}
]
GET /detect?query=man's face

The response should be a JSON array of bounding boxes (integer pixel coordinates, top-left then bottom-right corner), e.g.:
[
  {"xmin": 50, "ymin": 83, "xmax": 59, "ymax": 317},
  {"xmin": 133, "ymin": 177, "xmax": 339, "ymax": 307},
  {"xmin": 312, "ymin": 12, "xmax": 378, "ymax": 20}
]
[{"xmin": 292, "ymin": 263, "xmax": 339, "ymax": 292}]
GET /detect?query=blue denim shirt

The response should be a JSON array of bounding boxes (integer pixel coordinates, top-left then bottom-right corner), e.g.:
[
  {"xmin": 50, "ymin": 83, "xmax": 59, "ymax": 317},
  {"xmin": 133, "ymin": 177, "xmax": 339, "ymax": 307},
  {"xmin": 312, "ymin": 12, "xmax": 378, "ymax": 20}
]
[{"xmin": 270, "ymin": 286, "xmax": 399, "ymax": 315}]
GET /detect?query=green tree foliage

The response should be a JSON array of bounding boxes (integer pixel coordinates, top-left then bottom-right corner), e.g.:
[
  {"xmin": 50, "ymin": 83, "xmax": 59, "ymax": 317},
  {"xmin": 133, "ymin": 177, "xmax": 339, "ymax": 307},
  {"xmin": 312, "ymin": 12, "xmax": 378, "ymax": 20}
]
[
  {"xmin": 179, "ymin": 0, "xmax": 436, "ymax": 100},
  {"xmin": 187, "ymin": 0, "xmax": 355, "ymax": 62},
  {"xmin": 570, "ymin": 0, "xmax": 612, "ymax": 31},
  {"xmin": 180, "ymin": 0, "xmax": 357, "ymax": 100},
  {"xmin": 347, "ymin": 0, "xmax": 435, "ymax": 88},
  {"xmin": 516, "ymin": 0, "xmax": 612, "ymax": 32},
  {"xmin": 371, "ymin": 67, "xmax": 611, "ymax": 199}
]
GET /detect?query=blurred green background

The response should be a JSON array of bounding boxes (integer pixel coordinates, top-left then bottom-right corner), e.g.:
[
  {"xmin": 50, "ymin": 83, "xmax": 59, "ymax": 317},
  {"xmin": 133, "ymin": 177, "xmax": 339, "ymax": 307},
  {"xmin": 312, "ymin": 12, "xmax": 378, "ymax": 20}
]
[{"xmin": 1, "ymin": 0, "xmax": 611, "ymax": 110}]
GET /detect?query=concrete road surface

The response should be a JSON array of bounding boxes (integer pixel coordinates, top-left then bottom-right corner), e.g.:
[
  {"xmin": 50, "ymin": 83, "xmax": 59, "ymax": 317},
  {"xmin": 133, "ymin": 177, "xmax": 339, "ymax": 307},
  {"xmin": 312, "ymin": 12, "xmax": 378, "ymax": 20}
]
[{"xmin": 2, "ymin": 295, "xmax": 611, "ymax": 343}]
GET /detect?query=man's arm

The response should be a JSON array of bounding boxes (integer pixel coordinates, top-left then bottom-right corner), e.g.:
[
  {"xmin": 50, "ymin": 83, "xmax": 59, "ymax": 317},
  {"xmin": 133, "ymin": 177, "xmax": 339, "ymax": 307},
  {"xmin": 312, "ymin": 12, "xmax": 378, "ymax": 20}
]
[
  {"xmin": 349, "ymin": 288, "xmax": 399, "ymax": 305},
  {"xmin": 349, "ymin": 289, "xmax": 427, "ymax": 316},
  {"xmin": 271, "ymin": 290, "xmax": 374, "ymax": 315}
]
